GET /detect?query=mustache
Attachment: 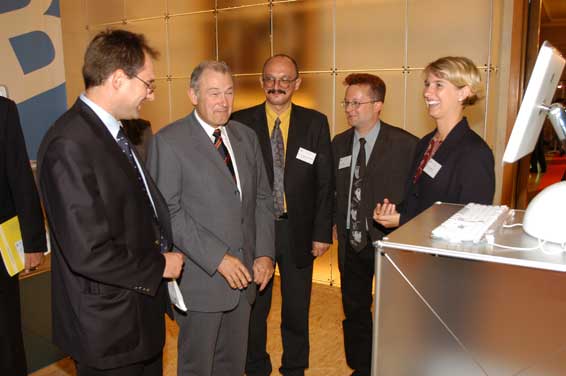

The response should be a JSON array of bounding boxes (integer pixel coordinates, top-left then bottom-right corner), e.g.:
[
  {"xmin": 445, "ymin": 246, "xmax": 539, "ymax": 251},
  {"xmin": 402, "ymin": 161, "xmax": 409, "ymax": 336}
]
[{"xmin": 267, "ymin": 89, "xmax": 286, "ymax": 95}]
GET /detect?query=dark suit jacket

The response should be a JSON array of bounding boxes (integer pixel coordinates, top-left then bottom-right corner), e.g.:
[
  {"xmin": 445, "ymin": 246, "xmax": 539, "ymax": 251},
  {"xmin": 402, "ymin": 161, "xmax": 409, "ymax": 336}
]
[
  {"xmin": 0, "ymin": 96, "xmax": 46, "ymax": 375},
  {"xmin": 399, "ymin": 117, "xmax": 495, "ymax": 225},
  {"xmin": 38, "ymin": 99, "xmax": 172, "ymax": 369},
  {"xmin": 0, "ymin": 96, "xmax": 46, "ymax": 266},
  {"xmin": 147, "ymin": 111, "xmax": 275, "ymax": 312},
  {"xmin": 231, "ymin": 103, "xmax": 333, "ymax": 268},
  {"xmin": 332, "ymin": 122, "xmax": 417, "ymax": 269}
]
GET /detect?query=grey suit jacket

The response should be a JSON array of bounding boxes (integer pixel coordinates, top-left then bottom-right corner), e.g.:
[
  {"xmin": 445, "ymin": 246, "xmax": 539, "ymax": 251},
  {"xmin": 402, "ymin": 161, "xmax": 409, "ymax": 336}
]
[{"xmin": 147, "ymin": 111, "xmax": 275, "ymax": 312}]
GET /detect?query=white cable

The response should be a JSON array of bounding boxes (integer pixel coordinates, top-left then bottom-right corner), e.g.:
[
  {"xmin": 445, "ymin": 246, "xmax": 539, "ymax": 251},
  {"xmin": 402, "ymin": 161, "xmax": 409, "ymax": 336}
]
[
  {"xmin": 488, "ymin": 242, "xmax": 543, "ymax": 251},
  {"xmin": 502, "ymin": 223, "xmax": 523, "ymax": 228}
]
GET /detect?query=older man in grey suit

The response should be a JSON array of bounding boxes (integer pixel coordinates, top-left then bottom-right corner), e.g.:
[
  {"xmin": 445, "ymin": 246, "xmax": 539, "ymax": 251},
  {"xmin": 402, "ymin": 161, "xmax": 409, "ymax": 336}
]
[{"xmin": 147, "ymin": 61, "xmax": 275, "ymax": 376}]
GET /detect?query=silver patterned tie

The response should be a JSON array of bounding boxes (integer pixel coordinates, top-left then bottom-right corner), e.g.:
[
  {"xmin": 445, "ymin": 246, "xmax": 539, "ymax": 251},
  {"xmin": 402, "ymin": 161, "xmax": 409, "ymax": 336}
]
[
  {"xmin": 271, "ymin": 117, "xmax": 285, "ymax": 217},
  {"xmin": 349, "ymin": 138, "xmax": 367, "ymax": 251}
]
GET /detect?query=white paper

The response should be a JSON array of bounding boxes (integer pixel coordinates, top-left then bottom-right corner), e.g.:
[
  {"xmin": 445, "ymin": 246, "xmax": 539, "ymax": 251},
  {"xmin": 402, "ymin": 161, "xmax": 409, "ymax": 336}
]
[
  {"xmin": 167, "ymin": 279, "xmax": 187, "ymax": 311},
  {"xmin": 296, "ymin": 147, "xmax": 316, "ymax": 165},
  {"xmin": 338, "ymin": 155, "xmax": 352, "ymax": 169},
  {"xmin": 424, "ymin": 158, "xmax": 442, "ymax": 178}
]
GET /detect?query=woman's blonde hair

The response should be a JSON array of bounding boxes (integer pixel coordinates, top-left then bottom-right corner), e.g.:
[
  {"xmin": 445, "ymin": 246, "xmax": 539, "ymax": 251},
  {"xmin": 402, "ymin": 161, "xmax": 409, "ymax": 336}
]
[{"xmin": 424, "ymin": 56, "xmax": 483, "ymax": 106}]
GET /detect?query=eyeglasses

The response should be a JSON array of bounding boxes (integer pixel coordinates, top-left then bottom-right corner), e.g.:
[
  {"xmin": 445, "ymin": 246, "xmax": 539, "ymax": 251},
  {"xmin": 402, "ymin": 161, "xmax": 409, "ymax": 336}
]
[
  {"xmin": 134, "ymin": 75, "xmax": 156, "ymax": 94},
  {"xmin": 261, "ymin": 76, "xmax": 298, "ymax": 89},
  {"xmin": 340, "ymin": 100, "xmax": 379, "ymax": 110}
]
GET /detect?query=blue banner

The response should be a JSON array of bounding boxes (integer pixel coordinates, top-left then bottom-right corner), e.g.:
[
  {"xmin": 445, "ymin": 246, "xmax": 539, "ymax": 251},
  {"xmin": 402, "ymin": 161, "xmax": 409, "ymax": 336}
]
[{"xmin": 0, "ymin": 0, "xmax": 67, "ymax": 159}]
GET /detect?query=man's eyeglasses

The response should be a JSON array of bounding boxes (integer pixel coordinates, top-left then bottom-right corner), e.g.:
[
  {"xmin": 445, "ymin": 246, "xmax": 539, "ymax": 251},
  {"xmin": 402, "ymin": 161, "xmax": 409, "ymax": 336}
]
[
  {"xmin": 340, "ymin": 100, "xmax": 379, "ymax": 110},
  {"xmin": 134, "ymin": 75, "xmax": 156, "ymax": 94},
  {"xmin": 262, "ymin": 76, "xmax": 298, "ymax": 89}
]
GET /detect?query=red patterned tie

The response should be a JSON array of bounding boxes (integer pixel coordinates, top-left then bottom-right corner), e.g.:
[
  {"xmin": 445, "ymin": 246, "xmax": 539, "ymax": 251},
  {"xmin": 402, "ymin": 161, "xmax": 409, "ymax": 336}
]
[
  {"xmin": 213, "ymin": 128, "xmax": 237, "ymax": 184},
  {"xmin": 413, "ymin": 137, "xmax": 442, "ymax": 183}
]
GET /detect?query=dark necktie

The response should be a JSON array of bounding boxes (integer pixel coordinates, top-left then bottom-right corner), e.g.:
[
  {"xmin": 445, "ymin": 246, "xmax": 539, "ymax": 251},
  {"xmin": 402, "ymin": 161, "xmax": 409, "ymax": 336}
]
[
  {"xmin": 116, "ymin": 128, "xmax": 168, "ymax": 253},
  {"xmin": 213, "ymin": 128, "xmax": 237, "ymax": 185},
  {"xmin": 271, "ymin": 117, "xmax": 285, "ymax": 217},
  {"xmin": 349, "ymin": 138, "xmax": 367, "ymax": 251}
]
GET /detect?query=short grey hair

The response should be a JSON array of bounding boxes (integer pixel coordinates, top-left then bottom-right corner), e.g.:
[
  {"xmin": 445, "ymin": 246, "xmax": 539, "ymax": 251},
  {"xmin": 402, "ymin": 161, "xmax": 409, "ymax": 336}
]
[{"xmin": 190, "ymin": 60, "xmax": 232, "ymax": 94}]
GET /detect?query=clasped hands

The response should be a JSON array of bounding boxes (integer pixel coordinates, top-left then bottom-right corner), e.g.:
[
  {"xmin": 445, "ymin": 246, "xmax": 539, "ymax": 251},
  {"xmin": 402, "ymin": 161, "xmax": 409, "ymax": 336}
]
[{"xmin": 218, "ymin": 254, "xmax": 274, "ymax": 292}]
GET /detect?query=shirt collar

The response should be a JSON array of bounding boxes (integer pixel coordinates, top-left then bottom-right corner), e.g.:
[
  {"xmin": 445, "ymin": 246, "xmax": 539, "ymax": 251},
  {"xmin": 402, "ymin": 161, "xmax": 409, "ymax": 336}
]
[
  {"xmin": 354, "ymin": 120, "xmax": 381, "ymax": 144},
  {"xmin": 265, "ymin": 102, "xmax": 292, "ymax": 125},
  {"xmin": 194, "ymin": 109, "xmax": 226, "ymax": 139},
  {"xmin": 80, "ymin": 93, "xmax": 122, "ymax": 139}
]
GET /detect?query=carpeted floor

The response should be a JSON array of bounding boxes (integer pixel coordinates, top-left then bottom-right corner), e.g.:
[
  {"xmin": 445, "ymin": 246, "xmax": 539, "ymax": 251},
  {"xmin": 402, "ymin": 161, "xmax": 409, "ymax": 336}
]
[
  {"xmin": 30, "ymin": 277, "xmax": 352, "ymax": 376},
  {"xmin": 536, "ymin": 154, "xmax": 566, "ymax": 191}
]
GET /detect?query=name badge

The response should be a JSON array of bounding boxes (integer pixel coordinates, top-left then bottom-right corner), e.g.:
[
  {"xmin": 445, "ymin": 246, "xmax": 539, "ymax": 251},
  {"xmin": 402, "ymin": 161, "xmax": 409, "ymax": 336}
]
[
  {"xmin": 424, "ymin": 158, "xmax": 442, "ymax": 178},
  {"xmin": 339, "ymin": 155, "xmax": 352, "ymax": 169},
  {"xmin": 296, "ymin": 147, "xmax": 316, "ymax": 165}
]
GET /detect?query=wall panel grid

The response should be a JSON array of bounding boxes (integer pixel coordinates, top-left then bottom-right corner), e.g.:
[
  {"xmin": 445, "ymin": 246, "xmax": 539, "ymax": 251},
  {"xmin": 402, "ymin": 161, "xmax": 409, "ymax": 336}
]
[
  {"xmin": 80, "ymin": 0, "xmax": 500, "ymax": 286},
  {"xmin": 83, "ymin": 0, "xmax": 499, "ymax": 138}
]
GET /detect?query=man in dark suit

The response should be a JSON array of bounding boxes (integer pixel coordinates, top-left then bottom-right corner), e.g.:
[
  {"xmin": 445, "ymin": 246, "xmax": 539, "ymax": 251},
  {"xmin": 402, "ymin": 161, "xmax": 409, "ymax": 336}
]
[
  {"xmin": 231, "ymin": 54, "xmax": 333, "ymax": 376},
  {"xmin": 332, "ymin": 73, "xmax": 417, "ymax": 376},
  {"xmin": 0, "ymin": 96, "xmax": 46, "ymax": 376},
  {"xmin": 147, "ymin": 60, "xmax": 275, "ymax": 376},
  {"xmin": 37, "ymin": 29, "xmax": 184, "ymax": 376}
]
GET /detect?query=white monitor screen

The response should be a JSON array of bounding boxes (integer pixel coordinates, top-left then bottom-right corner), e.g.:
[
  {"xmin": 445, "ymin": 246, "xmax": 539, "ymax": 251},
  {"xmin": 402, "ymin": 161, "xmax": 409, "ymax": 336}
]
[{"xmin": 503, "ymin": 41, "xmax": 565, "ymax": 163}]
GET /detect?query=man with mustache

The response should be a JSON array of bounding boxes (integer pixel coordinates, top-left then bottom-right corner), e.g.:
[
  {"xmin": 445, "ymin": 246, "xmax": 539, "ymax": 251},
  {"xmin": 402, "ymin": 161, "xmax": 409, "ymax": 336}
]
[
  {"xmin": 332, "ymin": 73, "xmax": 417, "ymax": 376},
  {"xmin": 231, "ymin": 54, "xmax": 333, "ymax": 376}
]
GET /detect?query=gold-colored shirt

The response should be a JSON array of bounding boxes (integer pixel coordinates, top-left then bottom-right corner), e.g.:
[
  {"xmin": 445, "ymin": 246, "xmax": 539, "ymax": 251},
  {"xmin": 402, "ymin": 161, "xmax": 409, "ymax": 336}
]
[{"xmin": 265, "ymin": 102, "xmax": 291, "ymax": 157}]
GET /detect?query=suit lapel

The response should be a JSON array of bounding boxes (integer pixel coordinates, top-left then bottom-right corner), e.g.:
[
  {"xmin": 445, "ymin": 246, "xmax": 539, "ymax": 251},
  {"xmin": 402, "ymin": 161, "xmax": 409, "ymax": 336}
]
[
  {"xmin": 226, "ymin": 122, "xmax": 248, "ymax": 198},
  {"xmin": 285, "ymin": 104, "xmax": 301, "ymax": 182},
  {"xmin": 431, "ymin": 119, "xmax": 468, "ymax": 165},
  {"xmin": 254, "ymin": 104, "xmax": 274, "ymax": 187},
  {"xmin": 339, "ymin": 130, "xmax": 355, "ymax": 201},
  {"xmin": 75, "ymin": 100, "xmax": 140, "ymax": 185},
  {"xmin": 75, "ymin": 100, "xmax": 161, "ymax": 227},
  {"xmin": 364, "ymin": 123, "xmax": 391, "ymax": 181},
  {"xmin": 185, "ymin": 112, "xmax": 237, "ymax": 187}
]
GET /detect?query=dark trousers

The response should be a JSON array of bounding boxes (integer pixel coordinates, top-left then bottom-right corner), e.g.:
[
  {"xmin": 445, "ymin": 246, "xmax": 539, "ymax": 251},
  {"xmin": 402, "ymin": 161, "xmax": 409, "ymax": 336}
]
[
  {"xmin": 340, "ymin": 240, "xmax": 375, "ymax": 376},
  {"xmin": 0, "ymin": 268, "xmax": 27, "ymax": 376},
  {"xmin": 246, "ymin": 218, "xmax": 313, "ymax": 376},
  {"xmin": 75, "ymin": 353, "xmax": 162, "ymax": 376}
]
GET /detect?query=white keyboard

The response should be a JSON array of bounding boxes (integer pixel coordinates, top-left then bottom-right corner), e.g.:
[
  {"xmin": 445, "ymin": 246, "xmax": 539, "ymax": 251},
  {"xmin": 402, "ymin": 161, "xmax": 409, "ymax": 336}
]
[{"xmin": 431, "ymin": 203, "xmax": 509, "ymax": 243}]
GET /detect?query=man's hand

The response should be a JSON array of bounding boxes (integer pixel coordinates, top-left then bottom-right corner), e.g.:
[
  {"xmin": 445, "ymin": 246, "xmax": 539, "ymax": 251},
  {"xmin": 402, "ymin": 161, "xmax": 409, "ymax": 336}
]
[
  {"xmin": 163, "ymin": 252, "xmax": 184, "ymax": 278},
  {"xmin": 311, "ymin": 241, "xmax": 331, "ymax": 257},
  {"xmin": 24, "ymin": 252, "xmax": 44, "ymax": 273},
  {"xmin": 253, "ymin": 256, "xmax": 274, "ymax": 292},
  {"xmin": 218, "ymin": 254, "xmax": 252, "ymax": 290},
  {"xmin": 373, "ymin": 198, "xmax": 401, "ymax": 228}
]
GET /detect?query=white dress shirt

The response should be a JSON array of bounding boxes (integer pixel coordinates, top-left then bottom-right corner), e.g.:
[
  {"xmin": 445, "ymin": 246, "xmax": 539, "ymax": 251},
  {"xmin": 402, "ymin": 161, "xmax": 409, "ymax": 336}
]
[{"xmin": 194, "ymin": 110, "xmax": 242, "ymax": 200}]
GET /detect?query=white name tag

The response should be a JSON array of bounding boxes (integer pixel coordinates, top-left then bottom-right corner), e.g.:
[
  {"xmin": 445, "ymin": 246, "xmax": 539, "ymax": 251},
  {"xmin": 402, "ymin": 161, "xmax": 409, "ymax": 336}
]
[
  {"xmin": 296, "ymin": 147, "xmax": 316, "ymax": 165},
  {"xmin": 424, "ymin": 158, "xmax": 442, "ymax": 178},
  {"xmin": 339, "ymin": 155, "xmax": 352, "ymax": 169}
]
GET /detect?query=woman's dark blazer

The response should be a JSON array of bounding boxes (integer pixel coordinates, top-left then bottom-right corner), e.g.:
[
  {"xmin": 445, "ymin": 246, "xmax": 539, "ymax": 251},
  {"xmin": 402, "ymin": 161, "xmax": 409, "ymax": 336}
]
[{"xmin": 399, "ymin": 117, "xmax": 495, "ymax": 225}]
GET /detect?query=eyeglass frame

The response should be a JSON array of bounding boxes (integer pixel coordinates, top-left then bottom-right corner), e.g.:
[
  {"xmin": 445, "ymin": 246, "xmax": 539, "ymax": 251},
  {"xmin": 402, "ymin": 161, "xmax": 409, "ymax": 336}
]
[
  {"xmin": 340, "ymin": 99, "xmax": 380, "ymax": 110},
  {"xmin": 261, "ymin": 76, "xmax": 299, "ymax": 89},
  {"xmin": 134, "ymin": 75, "xmax": 156, "ymax": 94}
]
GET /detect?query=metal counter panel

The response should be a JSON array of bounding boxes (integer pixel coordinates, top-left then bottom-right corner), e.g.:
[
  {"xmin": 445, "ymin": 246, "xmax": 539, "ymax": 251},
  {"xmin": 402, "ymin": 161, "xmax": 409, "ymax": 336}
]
[{"xmin": 373, "ymin": 203, "xmax": 566, "ymax": 375}]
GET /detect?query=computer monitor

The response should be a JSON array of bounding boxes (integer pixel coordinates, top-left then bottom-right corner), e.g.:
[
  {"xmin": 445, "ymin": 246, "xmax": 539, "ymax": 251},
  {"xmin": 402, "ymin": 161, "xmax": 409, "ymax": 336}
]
[{"xmin": 502, "ymin": 41, "xmax": 565, "ymax": 163}]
